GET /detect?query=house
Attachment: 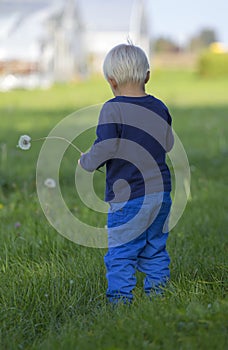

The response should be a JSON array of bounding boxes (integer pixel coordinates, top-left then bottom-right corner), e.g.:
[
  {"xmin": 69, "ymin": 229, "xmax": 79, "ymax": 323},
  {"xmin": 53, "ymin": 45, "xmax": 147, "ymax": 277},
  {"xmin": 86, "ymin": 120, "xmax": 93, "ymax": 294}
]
[
  {"xmin": 0, "ymin": 0, "xmax": 86, "ymax": 88},
  {"xmin": 0, "ymin": 0, "xmax": 151, "ymax": 89}
]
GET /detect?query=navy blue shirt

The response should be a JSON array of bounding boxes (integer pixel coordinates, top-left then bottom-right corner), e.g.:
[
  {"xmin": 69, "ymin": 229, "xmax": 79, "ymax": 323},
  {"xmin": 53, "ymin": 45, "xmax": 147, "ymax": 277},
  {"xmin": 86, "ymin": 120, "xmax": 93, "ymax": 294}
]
[{"xmin": 80, "ymin": 95, "xmax": 174, "ymax": 202}]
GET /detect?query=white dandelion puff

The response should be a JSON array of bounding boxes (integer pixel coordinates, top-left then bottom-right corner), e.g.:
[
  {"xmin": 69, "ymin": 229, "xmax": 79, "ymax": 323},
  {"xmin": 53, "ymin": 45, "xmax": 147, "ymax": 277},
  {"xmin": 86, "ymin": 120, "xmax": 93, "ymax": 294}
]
[
  {"xmin": 44, "ymin": 178, "xmax": 56, "ymax": 189},
  {"xmin": 17, "ymin": 135, "xmax": 31, "ymax": 150}
]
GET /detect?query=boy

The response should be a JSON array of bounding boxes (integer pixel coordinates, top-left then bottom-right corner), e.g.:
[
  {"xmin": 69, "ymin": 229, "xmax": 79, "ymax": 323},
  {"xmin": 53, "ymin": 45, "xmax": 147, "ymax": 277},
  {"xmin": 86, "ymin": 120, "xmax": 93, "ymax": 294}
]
[{"xmin": 79, "ymin": 44, "xmax": 174, "ymax": 304}]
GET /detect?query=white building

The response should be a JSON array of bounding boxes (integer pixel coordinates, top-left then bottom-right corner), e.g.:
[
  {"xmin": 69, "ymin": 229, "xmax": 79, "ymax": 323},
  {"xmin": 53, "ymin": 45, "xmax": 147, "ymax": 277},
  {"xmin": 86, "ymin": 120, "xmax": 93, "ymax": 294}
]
[
  {"xmin": 0, "ymin": 0, "xmax": 151, "ymax": 89},
  {"xmin": 80, "ymin": 0, "xmax": 151, "ymax": 72},
  {"xmin": 41, "ymin": 0, "xmax": 86, "ymax": 81}
]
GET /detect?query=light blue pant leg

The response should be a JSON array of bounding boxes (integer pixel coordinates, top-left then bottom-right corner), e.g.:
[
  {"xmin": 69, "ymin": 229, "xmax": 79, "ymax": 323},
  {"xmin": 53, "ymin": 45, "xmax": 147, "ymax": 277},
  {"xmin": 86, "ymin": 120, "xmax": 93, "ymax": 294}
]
[
  {"xmin": 104, "ymin": 198, "xmax": 146, "ymax": 303},
  {"xmin": 104, "ymin": 235, "xmax": 146, "ymax": 303},
  {"xmin": 137, "ymin": 192, "xmax": 172, "ymax": 295}
]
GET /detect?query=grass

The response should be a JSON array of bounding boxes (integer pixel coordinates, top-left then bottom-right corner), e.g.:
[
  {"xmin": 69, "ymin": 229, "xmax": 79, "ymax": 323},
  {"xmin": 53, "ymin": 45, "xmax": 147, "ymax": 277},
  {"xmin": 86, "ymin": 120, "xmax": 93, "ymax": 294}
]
[{"xmin": 0, "ymin": 70, "xmax": 227, "ymax": 350}]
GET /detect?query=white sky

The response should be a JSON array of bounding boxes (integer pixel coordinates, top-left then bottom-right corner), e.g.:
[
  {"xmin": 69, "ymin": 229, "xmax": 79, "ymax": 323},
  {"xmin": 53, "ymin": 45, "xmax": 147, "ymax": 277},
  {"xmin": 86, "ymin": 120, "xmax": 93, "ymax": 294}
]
[{"xmin": 148, "ymin": 0, "xmax": 228, "ymax": 45}]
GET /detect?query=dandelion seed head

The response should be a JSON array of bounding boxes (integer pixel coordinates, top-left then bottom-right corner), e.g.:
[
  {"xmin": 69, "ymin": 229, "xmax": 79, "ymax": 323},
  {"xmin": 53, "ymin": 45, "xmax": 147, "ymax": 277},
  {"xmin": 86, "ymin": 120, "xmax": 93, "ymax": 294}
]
[
  {"xmin": 17, "ymin": 135, "xmax": 31, "ymax": 150},
  {"xmin": 44, "ymin": 178, "xmax": 56, "ymax": 189}
]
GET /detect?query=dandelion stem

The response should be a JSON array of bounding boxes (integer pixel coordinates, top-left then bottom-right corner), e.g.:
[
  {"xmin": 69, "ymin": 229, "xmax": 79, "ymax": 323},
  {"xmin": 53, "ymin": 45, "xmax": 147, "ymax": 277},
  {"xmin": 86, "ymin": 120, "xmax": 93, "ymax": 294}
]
[
  {"xmin": 32, "ymin": 136, "xmax": 82, "ymax": 153},
  {"xmin": 32, "ymin": 136, "xmax": 104, "ymax": 173}
]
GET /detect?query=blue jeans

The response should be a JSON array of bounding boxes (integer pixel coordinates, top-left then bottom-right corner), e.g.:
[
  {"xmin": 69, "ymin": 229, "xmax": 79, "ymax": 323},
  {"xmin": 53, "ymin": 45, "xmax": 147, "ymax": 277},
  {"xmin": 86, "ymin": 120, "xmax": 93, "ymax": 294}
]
[{"xmin": 104, "ymin": 192, "xmax": 172, "ymax": 303}]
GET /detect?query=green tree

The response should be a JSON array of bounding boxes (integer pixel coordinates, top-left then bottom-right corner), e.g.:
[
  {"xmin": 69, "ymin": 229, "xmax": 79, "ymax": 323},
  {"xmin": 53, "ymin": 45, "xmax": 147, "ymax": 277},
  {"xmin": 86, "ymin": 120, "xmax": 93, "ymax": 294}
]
[
  {"xmin": 188, "ymin": 28, "xmax": 217, "ymax": 52},
  {"xmin": 153, "ymin": 36, "xmax": 180, "ymax": 53}
]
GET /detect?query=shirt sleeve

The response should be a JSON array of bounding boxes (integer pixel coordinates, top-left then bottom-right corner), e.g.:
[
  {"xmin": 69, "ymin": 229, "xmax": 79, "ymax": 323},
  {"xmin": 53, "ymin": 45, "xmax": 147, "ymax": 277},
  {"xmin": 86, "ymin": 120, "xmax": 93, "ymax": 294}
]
[{"xmin": 80, "ymin": 102, "xmax": 121, "ymax": 172}]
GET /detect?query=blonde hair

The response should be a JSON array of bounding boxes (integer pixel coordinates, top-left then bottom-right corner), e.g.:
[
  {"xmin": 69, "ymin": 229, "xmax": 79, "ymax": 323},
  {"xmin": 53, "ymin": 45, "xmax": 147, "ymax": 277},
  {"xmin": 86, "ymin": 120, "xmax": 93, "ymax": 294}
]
[{"xmin": 103, "ymin": 44, "xmax": 150, "ymax": 86}]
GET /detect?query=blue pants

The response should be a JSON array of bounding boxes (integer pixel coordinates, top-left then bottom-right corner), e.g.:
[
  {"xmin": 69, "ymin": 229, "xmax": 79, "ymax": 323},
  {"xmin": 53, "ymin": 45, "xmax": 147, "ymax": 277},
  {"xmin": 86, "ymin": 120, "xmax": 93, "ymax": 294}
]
[{"xmin": 104, "ymin": 192, "xmax": 172, "ymax": 303}]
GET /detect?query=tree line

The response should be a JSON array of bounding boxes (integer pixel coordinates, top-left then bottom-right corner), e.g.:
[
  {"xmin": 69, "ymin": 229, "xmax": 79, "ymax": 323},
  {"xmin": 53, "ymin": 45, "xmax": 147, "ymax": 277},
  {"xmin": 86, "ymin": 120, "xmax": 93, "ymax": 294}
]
[{"xmin": 153, "ymin": 28, "xmax": 218, "ymax": 53}]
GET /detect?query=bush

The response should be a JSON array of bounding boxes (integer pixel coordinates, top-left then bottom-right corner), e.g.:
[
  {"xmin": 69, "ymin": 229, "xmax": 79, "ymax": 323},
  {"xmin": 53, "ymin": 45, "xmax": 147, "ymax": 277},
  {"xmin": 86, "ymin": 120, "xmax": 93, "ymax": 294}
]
[{"xmin": 198, "ymin": 51, "xmax": 228, "ymax": 77}]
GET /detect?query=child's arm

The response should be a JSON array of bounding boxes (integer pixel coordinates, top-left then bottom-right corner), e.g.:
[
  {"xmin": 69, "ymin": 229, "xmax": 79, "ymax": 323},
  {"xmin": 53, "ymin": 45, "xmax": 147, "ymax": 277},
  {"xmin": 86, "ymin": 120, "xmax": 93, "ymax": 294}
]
[{"xmin": 79, "ymin": 103, "xmax": 121, "ymax": 172}]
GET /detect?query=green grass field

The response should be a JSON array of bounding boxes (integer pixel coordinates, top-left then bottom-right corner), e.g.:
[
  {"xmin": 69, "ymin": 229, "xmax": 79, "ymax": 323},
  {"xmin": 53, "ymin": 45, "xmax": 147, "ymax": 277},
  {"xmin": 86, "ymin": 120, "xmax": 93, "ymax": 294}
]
[{"xmin": 0, "ymin": 70, "xmax": 227, "ymax": 350}]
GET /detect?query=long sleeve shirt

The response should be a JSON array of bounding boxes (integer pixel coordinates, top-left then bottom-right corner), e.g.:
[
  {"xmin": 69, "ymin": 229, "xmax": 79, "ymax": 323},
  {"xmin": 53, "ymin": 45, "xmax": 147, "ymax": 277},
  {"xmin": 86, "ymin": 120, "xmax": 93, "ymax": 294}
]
[{"xmin": 80, "ymin": 95, "xmax": 174, "ymax": 202}]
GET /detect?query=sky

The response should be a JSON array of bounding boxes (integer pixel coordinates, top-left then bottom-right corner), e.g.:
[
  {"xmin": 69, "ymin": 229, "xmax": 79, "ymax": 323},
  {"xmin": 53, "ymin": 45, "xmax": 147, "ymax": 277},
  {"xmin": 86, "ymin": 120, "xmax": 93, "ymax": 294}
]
[{"xmin": 148, "ymin": 0, "xmax": 228, "ymax": 46}]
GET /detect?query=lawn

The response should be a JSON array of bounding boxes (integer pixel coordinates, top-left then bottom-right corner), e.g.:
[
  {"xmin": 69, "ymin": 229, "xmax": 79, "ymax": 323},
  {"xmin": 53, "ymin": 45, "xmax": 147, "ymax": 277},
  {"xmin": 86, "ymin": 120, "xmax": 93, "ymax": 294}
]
[{"xmin": 0, "ymin": 70, "xmax": 227, "ymax": 350}]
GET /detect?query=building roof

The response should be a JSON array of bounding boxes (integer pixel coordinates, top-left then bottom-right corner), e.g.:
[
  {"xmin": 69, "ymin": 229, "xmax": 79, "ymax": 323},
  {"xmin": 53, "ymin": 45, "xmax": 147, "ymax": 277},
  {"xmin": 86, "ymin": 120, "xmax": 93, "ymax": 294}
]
[{"xmin": 0, "ymin": 0, "xmax": 61, "ymax": 61}]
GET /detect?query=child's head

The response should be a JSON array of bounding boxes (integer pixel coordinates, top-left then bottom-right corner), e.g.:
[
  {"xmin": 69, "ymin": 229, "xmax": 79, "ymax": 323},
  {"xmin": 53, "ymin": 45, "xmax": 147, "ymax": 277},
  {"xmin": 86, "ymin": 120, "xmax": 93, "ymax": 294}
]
[{"xmin": 103, "ymin": 44, "xmax": 150, "ymax": 91}]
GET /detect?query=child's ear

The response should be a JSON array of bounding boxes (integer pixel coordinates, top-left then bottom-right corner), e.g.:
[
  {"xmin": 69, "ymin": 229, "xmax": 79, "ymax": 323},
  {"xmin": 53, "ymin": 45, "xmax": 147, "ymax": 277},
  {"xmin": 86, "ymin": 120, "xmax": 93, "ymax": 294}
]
[
  {"xmin": 108, "ymin": 78, "xmax": 118, "ymax": 90},
  {"xmin": 145, "ymin": 71, "xmax": 150, "ymax": 84}
]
